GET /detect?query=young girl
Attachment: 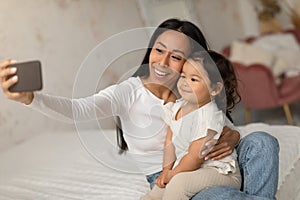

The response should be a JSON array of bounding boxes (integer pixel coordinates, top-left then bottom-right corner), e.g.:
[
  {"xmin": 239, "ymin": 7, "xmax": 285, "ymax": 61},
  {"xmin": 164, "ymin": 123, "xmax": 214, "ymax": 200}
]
[{"xmin": 141, "ymin": 50, "xmax": 242, "ymax": 200}]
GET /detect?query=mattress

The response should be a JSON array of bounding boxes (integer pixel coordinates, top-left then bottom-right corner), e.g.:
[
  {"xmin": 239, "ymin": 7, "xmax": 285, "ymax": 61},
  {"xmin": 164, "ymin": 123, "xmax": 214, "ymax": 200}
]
[
  {"xmin": 0, "ymin": 123, "xmax": 299, "ymax": 199},
  {"xmin": 0, "ymin": 130, "xmax": 149, "ymax": 200}
]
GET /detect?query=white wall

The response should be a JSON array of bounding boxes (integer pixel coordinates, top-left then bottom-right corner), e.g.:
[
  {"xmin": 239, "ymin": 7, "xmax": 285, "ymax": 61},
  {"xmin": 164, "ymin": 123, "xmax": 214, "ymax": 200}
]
[{"xmin": 0, "ymin": 0, "xmax": 144, "ymax": 150}]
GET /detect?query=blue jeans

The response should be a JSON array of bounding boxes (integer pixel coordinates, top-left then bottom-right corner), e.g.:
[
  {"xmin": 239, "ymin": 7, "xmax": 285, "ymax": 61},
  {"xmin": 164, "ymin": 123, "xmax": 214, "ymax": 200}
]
[
  {"xmin": 191, "ymin": 131, "xmax": 279, "ymax": 200},
  {"xmin": 146, "ymin": 132, "xmax": 279, "ymax": 200},
  {"xmin": 146, "ymin": 171, "xmax": 162, "ymax": 189}
]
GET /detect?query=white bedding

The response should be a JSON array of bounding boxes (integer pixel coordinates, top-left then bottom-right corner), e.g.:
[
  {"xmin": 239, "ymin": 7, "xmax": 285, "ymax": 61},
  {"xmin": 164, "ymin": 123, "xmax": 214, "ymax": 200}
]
[{"xmin": 0, "ymin": 123, "xmax": 299, "ymax": 199}]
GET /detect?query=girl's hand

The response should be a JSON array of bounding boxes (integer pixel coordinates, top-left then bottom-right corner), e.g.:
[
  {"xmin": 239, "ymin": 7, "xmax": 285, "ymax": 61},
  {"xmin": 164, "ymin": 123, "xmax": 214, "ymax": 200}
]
[
  {"xmin": 201, "ymin": 126, "xmax": 240, "ymax": 160},
  {"xmin": 155, "ymin": 170, "xmax": 172, "ymax": 188},
  {"xmin": 0, "ymin": 60, "xmax": 34, "ymax": 105}
]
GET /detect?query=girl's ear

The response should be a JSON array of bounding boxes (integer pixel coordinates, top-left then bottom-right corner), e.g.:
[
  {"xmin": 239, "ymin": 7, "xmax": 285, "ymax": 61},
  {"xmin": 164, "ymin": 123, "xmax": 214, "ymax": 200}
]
[{"xmin": 211, "ymin": 82, "xmax": 223, "ymax": 97}]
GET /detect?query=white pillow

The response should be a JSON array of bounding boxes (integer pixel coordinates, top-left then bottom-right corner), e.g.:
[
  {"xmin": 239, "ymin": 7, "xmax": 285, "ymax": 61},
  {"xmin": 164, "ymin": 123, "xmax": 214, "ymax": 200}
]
[
  {"xmin": 274, "ymin": 49, "xmax": 300, "ymax": 71},
  {"xmin": 252, "ymin": 33, "xmax": 300, "ymax": 77},
  {"xmin": 229, "ymin": 40, "xmax": 298, "ymax": 82},
  {"xmin": 229, "ymin": 41, "xmax": 274, "ymax": 67},
  {"xmin": 272, "ymin": 56, "xmax": 290, "ymax": 77},
  {"xmin": 252, "ymin": 33, "xmax": 300, "ymax": 52}
]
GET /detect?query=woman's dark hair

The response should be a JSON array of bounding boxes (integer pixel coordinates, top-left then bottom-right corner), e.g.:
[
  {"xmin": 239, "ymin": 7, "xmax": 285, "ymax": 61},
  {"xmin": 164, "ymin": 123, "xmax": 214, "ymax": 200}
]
[
  {"xmin": 188, "ymin": 50, "xmax": 241, "ymax": 122},
  {"xmin": 117, "ymin": 18, "xmax": 209, "ymax": 154}
]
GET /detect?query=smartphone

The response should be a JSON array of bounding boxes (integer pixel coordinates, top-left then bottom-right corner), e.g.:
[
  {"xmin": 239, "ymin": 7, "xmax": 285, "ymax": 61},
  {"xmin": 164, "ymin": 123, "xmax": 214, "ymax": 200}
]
[{"xmin": 7, "ymin": 60, "xmax": 43, "ymax": 92}]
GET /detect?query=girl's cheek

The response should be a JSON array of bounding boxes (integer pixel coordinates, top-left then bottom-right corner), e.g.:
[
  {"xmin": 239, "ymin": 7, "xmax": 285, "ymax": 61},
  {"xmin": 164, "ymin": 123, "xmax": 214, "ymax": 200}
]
[{"xmin": 177, "ymin": 79, "xmax": 182, "ymax": 88}]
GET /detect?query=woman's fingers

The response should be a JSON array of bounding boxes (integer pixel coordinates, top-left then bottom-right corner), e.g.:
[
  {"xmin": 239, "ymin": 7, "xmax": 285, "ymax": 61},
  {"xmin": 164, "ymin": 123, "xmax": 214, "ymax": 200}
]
[
  {"xmin": 2, "ymin": 75, "xmax": 18, "ymax": 92},
  {"xmin": 0, "ymin": 60, "xmax": 17, "ymax": 72},
  {"xmin": 0, "ymin": 64, "xmax": 16, "ymax": 83},
  {"xmin": 206, "ymin": 148, "xmax": 232, "ymax": 160},
  {"xmin": 4, "ymin": 90, "xmax": 24, "ymax": 100},
  {"xmin": 0, "ymin": 60, "xmax": 13, "ymax": 70},
  {"xmin": 205, "ymin": 143, "xmax": 232, "ymax": 160},
  {"xmin": 204, "ymin": 139, "xmax": 218, "ymax": 149},
  {"xmin": 199, "ymin": 130, "xmax": 219, "ymax": 157},
  {"xmin": 200, "ymin": 139, "xmax": 217, "ymax": 157},
  {"xmin": 0, "ymin": 60, "xmax": 17, "ymax": 90}
]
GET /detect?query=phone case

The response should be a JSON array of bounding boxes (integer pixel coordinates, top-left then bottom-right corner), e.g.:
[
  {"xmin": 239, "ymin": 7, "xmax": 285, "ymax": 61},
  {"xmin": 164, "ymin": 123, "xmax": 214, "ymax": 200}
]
[{"xmin": 7, "ymin": 60, "xmax": 43, "ymax": 92}]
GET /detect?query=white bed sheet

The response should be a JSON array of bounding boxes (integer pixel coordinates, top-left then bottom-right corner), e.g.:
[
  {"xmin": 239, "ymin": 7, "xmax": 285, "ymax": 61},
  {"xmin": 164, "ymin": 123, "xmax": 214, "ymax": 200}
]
[
  {"xmin": 0, "ymin": 130, "xmax": 148, "ymax": 200},
  {"xmin": 0, "ymin": 123, "xmax": 299, "ymax": 199}
]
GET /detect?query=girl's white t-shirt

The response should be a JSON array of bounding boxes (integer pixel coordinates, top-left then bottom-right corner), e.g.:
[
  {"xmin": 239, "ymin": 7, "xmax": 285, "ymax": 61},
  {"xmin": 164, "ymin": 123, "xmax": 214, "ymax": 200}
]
[
  {"xmin": 164, "ymin": 100, "xmax": 238, "ymax": 174},
  {"xmin": 28, "ymin": 77, "xmax": 168, "ymax": 175}
]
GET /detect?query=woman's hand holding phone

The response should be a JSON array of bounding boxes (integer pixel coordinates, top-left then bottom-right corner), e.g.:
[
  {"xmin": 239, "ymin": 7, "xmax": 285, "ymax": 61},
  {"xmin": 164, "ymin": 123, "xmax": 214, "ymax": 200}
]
[{"xmin": 0, "ymin": 60, "xmax": 34, "ymax": 105}]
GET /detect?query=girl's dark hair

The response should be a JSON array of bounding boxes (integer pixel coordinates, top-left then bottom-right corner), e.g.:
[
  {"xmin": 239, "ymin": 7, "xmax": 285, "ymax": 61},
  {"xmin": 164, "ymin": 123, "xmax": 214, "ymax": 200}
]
[
  {"xmin": 116, "ymin": 18, "xmax": 209, "ymax": 154},
  {"xmin": 188, "ymin": 50, "xmax": 241, "ymax": 122},
  {"xmin": 207, "ymin": 50, "xmax": 241, "ymax": 113}
]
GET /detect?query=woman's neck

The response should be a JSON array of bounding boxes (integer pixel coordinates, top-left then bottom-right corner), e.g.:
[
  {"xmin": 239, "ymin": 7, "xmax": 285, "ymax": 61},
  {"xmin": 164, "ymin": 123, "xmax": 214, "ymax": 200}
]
[{"xmin": 141, "ymin": 77, "xmax": 179, "ymax": 103}]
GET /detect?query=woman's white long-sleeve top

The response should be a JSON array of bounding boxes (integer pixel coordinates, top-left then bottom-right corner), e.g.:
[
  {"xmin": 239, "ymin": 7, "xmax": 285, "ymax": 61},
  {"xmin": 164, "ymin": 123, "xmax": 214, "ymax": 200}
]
[{"xmin": 28, "ymin": 77, "xmax": 167, "ymax": 175}]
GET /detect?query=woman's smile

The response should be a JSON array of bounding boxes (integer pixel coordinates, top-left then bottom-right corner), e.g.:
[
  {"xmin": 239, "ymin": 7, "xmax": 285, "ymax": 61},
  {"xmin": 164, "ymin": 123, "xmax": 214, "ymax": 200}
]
[
  {"xmin": 153, "ymin": 65, "xmax": 175, "ymax": 79},
  {"xmin": 154, "ymin": 68, "xmax": 168, "ymax": 77}
]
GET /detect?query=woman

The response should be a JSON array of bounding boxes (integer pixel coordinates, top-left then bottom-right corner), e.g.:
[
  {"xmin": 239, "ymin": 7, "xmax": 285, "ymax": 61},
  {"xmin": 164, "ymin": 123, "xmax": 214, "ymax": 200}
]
[{"xmin": 0, "ymin": 18, "xmax": 278, "ymax": 200}]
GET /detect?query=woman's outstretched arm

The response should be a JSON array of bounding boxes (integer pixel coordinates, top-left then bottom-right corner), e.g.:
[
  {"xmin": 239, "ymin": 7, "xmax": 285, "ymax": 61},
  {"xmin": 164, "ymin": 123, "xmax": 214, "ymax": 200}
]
[{"xmin": 0, "ymin": 59, "xmax": 129, "ymax": 123}]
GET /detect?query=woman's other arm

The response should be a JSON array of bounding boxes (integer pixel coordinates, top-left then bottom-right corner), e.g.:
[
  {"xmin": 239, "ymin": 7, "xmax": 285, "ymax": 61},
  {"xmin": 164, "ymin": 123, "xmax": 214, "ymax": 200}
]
[{"xmin": 203, "ymin": 126, "xmax": 240, "ymax": 161}]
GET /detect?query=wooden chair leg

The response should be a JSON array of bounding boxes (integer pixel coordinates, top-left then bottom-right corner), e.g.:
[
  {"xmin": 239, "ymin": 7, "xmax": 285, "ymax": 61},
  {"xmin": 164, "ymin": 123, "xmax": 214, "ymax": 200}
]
[
  {"xmin": 282, "ymin": 103, "xmax": 294, "ymax": 125},
  {"xmin": 245, "ymin": 107, "xmax": 251, "ymax": 124}
]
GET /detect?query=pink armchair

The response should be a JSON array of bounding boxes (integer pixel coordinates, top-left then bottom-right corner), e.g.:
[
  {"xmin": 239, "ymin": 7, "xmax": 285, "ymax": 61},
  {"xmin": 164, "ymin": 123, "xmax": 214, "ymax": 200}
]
[
  {"xmin": 232, "ymin": 62, "xmax": 300, "ymax": 125},
  {"xmin": 222, "ymin": 30, "xmax": 300, "ymax": 125}
]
